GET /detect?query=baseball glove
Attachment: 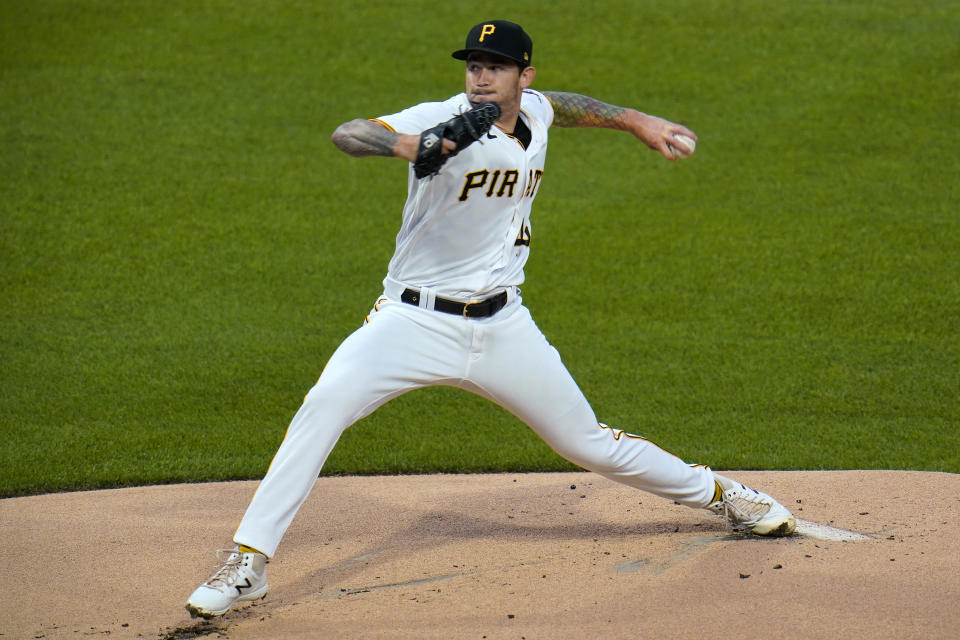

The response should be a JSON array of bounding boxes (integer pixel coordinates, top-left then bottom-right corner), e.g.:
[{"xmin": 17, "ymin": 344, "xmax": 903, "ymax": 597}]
[{"xmin": 413, "ymin": 102, "xmax": 501, "ymax": 178}]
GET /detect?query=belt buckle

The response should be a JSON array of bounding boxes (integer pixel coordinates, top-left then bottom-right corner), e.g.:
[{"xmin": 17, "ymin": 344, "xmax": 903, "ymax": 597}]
[{"xmin": 462, "ymin": 300, "xmax": 475, "ymax": 317}]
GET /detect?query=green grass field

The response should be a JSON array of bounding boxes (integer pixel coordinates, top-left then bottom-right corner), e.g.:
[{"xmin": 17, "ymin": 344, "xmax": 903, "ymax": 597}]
[{"xmin": 2, "ymin": 0, "xmax": 958, "ymax": 497}]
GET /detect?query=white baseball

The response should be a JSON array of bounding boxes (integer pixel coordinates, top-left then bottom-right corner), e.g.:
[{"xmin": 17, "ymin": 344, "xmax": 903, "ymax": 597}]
[{"xmin": 668, "ymin": 133, "xmax": 696, "ymax": 157}]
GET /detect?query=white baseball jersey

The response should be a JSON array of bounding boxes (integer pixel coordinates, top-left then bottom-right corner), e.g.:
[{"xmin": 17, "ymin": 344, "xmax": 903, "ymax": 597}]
[{"xmin": 374, "ymin": 89, "xmax": 552, "ymax": 299}]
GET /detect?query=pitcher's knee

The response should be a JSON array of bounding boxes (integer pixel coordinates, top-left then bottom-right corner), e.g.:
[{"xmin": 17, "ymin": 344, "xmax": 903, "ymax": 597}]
[
  {"xmin": 547, "ymin": 429, "xmax": 624, "ymax": 473},
  {"xmin": 293, "ymin": 382, "xmax": 369, "ymax": 432},
  {"xmin": 559, "ymin": 423, "xmax": 663, "ymax": 474}
]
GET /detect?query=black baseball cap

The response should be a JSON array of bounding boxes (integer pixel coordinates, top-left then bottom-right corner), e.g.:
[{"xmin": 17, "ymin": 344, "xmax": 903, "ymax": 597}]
[{"xmin": 452, "ymin": 20, "xmax": 533, "ymax": 68}]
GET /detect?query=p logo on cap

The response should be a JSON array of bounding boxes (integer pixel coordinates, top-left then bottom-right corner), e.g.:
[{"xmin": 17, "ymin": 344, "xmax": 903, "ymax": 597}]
[{"xmin": 479, "ymin": 24, "xmax": 496, "ymax": 42}]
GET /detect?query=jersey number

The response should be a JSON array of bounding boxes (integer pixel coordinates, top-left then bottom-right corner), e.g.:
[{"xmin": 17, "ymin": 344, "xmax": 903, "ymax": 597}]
[{"xmin": 514, "ymin": 220, "xmax": 531, "ymax": 247}]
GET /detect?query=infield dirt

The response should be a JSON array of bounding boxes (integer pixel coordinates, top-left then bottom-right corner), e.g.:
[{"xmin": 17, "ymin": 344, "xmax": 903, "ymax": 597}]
[{"xmin": 1, "ymin": 470, "xmax": 957, "ymax": 639}]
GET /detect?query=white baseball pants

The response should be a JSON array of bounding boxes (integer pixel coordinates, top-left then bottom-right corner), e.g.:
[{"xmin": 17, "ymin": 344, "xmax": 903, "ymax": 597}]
[{"xmin": 234, "ymin": 291, "xmax": 717, "ymax": 557}]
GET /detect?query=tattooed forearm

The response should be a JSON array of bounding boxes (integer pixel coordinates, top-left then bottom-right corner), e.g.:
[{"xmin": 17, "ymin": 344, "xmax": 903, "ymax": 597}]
[
  {"xmin": 541, "ymin": 91, "xmax": 631, "ymax": 129},
  {"xmin": 331, "ymin": 119, "xmax": 402, "ymax": 157}
]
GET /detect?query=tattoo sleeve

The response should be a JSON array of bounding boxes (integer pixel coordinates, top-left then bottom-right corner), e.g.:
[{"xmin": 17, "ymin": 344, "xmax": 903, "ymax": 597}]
[
  {"xmin": 541, "ymin": 91, "xmax": 631, "ymax": 130},
  {"xmin": 331, "ymin": 119, "xmax": 401, "ymax": 157}
]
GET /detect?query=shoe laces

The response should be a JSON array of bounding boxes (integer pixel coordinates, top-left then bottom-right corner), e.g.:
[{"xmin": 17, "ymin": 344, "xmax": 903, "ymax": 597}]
[
  {"xmin": 719, "ymin": 485, "xmax": 774, "ymax": 527},
  {"xmin": 203, "ymin": 549, "xmax": 245, "ymax": 588}
]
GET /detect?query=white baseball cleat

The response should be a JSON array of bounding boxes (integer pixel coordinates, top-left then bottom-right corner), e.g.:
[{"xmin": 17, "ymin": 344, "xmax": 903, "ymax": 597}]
[
  {"xmin": 185, "ymin": 548, "xmax": 268, "ymax": 618},
  {"xmin": 707, "ymin": 477, "xmax": 796, "ymax": 537}
]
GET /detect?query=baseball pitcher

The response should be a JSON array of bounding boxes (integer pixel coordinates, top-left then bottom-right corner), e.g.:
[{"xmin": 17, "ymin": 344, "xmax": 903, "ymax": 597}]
[{"xmin": 186, "ymin": 20, "xmax": 795, "ymax": 619}]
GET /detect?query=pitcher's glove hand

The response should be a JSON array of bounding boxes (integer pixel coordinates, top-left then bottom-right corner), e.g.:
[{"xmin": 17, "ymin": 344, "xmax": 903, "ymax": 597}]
[{"xmin": 413, "ymin": 102, "xmax": 501, "ymax": 178}]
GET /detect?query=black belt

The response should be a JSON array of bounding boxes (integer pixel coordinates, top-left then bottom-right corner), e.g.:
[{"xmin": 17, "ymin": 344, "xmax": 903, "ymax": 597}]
[{"xmin": 401, "ymin": 288, "xmax": 508, "ymax": 318}]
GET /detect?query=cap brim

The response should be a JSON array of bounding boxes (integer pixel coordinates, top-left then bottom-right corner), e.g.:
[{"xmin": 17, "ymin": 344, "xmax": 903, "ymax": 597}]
[{"xmin": 451, "ymin": 47, "xmax": 526, "ymax": 66}]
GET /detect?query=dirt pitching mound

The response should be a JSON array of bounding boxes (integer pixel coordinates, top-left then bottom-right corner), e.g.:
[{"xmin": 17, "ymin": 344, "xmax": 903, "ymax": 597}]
[{"xmin": 2, "ymin": 470, "xmax": 957, "ymax": 639}]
